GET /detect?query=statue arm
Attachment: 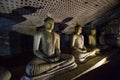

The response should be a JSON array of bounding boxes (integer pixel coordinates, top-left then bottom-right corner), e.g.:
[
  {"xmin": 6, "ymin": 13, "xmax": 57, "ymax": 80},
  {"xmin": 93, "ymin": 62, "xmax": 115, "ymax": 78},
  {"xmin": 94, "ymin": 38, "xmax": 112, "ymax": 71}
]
[
  {"xmin": 55, "ymin": 34, "xmax": 61, "ymax": 57},
  {"xmin": 50, "ymin": 34, "xmax": 61, "ymax": 62},
  {"xmin": 71, "ymin": 35, "xmax": 80, "ymax": 51},
  {"xmin": 33, "ymin": 32, "xmax": 40, "ymax": 55},
  {"xmin": 81, "ymin": 35, "xmax": 87, "ymax": 51},
  {"xmin": 33, "ymin": 32, "xmax": 49, "ymax": 60}
]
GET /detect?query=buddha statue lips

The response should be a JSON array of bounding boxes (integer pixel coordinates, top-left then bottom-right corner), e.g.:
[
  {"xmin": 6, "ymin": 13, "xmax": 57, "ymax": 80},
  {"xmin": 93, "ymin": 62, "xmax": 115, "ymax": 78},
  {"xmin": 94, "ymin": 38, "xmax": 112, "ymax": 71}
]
[{"xmin": 22, "ymin": 17, "xmax": 77, "ymax": 80}]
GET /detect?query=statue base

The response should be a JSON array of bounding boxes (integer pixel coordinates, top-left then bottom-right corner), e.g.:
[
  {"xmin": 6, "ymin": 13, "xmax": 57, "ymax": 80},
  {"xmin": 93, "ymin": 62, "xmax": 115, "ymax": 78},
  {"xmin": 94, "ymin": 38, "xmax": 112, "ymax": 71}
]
[{"xmin": 21, "ymin": 62, "xmax": 77, "ymax": 80}]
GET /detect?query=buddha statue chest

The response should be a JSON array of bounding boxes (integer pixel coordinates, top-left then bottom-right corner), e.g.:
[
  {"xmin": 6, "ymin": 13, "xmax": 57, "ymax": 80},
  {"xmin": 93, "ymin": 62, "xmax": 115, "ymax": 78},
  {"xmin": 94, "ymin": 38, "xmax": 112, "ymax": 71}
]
[
  {"xmin": 89, "ymin": 35, "xmax": 96, "ymax": 47},
  {"xmin": 74, "ymin": 35, "xmax": 84, "ymax": 49},
  {"xmin": 40, "ymin": 32, "xmax": 55, "ymax": 56}
]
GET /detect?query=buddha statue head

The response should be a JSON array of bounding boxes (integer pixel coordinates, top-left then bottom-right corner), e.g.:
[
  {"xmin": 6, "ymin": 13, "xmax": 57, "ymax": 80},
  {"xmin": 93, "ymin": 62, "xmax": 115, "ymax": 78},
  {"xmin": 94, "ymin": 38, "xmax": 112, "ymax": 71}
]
[
  {"xmin": 75, "ymin": 25, "xmax": 82, "ymax": 35},
  {"xmin": 90, "ymin": 28, "xmax": 96, "ymax": 35},
  {"xmin": 44, "ymin": 17, "xmax": 54, "ymax": 32}
]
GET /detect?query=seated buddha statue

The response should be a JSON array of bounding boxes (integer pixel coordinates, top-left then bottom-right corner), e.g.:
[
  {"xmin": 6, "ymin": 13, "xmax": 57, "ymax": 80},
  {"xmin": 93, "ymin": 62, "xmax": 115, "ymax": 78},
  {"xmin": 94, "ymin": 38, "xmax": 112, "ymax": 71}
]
[
  {"xmin": 71, "ymin": 25, "xmax": 96, "ymax": 63},
  {"xmin": 0, "ymin": 67, "xmax": 11, "ymax": 80},
  {"xmin": 99, "ymin": 31, "xmax": 109, "ymax": 50},
  {"xmin": 23, "ymin": 17, "xmax": 77, "ymax": 80},
  {"xmin": 88, "ymin": 28, "xmax": 100, "ymax": 53}
]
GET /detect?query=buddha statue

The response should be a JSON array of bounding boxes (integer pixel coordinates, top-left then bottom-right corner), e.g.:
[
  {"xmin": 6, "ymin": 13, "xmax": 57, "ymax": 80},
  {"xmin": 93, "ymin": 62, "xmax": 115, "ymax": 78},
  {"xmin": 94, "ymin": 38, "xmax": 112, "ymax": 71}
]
[
  {"xmin": 88, "ymin": 28, "xmax": 100, "ymax": 53},
  {"xmin": 0, "ymin": 67, "xmax": 11, "ymax": 80},
  {"xmin": 99, "ymin": 30, "xmax": 108, "ymax": 50},
  {"xmin": 22, "ymin": 17, "xmax": 77, "ymax": 80},
  {"xmin": 71, "ymin": 25, "xmax": 96, "ymax": 63},
  {"xmin": 99, "ymin": 31, "xmax": 106, "ymax": 46},
  {"xmin": 88, "ymin": 28, "xmax": 97, "ymax": 47}
]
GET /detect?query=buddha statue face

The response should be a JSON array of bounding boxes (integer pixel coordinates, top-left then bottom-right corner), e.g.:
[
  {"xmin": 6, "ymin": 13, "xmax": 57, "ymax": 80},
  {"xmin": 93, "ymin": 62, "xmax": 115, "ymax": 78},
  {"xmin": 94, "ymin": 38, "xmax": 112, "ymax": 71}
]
[
  {"xmin": 75, "ymin": 26, "xmax": 82, "ymax": 35},
  {"xmin": 44, "ymin": 19, "xmax": 54, "ymax": 32},
  {"xmin": 91, "ymin": 29, "xmax": 96, "ymax": 35}
]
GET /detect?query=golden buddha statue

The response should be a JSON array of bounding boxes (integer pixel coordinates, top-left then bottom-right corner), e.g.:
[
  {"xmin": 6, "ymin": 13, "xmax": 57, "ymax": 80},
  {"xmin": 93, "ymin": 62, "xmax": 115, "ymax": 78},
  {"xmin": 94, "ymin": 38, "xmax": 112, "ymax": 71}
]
[
  {"xmin": 71, "ymin": 25, "xmax": 96, "ymax": 63},
  {"xmin": 88, "ymin": 28, "xmax": 97, "ymax": 47},
  {"xmin": 88, "ymin": 28, "xmax": 100, "ymax": 53}
]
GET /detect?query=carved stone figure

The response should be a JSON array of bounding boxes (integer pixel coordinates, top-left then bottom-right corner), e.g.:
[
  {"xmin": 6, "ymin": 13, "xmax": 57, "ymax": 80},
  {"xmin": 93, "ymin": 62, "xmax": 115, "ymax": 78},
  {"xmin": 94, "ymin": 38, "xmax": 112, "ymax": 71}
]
[
  {"xmin": 99, "ymin": 30, "xmax": 109, "ymax": 50},
  {"xmin": 99, "ymin": 31, "xmax": 106, "ymax": 46},
  {"xmin": 88, "ymin": 28, "xmax": 100, "ymax": 53},
  {"xmin": 88, "ymin": 28, "xmax": 97, "ymax": 47},
  {"xmin": 22, "ymin": 17, "xmax": 77, "ymax": 80},
  {"xmin": 0, "ymin": 67, "xmax": 11, "ymax": 80},
  {"xmin": 71, "ymin": 25, "xmax": 96, "ymax": 63}
]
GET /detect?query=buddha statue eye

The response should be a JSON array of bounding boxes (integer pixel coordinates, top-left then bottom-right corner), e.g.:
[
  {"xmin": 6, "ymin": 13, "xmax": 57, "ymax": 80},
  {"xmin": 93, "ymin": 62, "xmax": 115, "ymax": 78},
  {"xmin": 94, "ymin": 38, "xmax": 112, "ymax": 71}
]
[{"xmin": 47, "ymin": 22, "xmax": 52, "ymax": 27}]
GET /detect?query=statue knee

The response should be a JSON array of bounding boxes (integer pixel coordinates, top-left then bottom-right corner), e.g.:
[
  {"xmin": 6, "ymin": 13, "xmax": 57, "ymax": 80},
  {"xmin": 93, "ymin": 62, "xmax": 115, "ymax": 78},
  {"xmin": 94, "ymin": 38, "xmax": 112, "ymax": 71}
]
[
  {"xmin": 5, "ymin": 70, "xmax": 11, "ymax": 80},
  {"xmin": 26, "ymin": 64, "xmax": 40, "ymax": 76},
  {"xmin": 61, "ymin": 54, "xmax": 75, "ymax": 63},
  {"xmin": 0, "ymin": 68, "xmax": 11, "ymax": 80},
  {"xmin": 26, "ymin": 64, "xmax": 34, "ymax": 76}
]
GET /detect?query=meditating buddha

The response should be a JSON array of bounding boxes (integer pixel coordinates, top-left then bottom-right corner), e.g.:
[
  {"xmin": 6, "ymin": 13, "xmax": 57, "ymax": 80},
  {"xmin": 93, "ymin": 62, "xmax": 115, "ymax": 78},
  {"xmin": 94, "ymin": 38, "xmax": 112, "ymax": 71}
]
[
  {"xmin": 88, "ymin": 28, "xmax": 97, "ymax": 47},
  {"xmin": 71, "ymin": 25, "xmax": 96, "ymax": 63},
  {"xmin": 23, "ymin": 17, "xmax": 77, "ymax": 80},
  {"xmin": 88, "ymin": 28, "xmax": 100, "ymax": 53}
]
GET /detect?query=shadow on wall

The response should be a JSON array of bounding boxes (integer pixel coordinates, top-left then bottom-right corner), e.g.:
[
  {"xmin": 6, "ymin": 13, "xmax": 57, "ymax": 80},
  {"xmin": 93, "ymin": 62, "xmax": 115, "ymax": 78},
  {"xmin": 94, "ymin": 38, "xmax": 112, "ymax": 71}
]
[
  {"xmin": 54, "ymin": 17, "xmax": 74, "ymax": 52},
  {"xmin": 0, "ymin": 6, "xmax": 42, "ymax": 57}
]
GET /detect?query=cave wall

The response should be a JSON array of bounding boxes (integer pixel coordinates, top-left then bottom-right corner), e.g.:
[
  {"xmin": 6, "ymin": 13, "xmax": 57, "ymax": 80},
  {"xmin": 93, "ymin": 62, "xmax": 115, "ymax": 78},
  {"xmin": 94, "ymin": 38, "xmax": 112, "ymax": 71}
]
[{"xmin": 0, "ymin": 0, "xmax": 120, "ymax": 57}]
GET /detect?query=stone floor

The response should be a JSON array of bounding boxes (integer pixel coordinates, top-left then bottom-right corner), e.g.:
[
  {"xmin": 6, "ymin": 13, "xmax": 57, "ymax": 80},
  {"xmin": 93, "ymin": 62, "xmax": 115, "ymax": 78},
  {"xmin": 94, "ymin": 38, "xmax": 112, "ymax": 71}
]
[
  {"xmin": 76, "ymin": 50, "xmax": 120, "ymax": 80},
  {"xmin": 51, "ymin": 48, "xmax": 119, "ymax": 80},
  {"xmin": 0, "ymin": 47, "xmax": 119, "ymax": 80}
]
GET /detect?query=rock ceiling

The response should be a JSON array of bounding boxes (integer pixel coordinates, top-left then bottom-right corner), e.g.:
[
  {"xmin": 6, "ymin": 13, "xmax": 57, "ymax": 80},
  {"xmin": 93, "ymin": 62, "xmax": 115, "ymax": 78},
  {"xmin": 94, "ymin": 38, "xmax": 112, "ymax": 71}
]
[{"xmin": 0, "ymin": 0, "xmax": 119, "ymax": 35}]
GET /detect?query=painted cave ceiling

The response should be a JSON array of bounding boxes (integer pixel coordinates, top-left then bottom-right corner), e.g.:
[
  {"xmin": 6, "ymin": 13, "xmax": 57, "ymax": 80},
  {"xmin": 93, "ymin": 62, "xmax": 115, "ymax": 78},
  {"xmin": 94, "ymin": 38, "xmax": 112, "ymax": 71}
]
[{"xmin": 0, "ymin": 0, "xmax": 120, "ymax": 35}]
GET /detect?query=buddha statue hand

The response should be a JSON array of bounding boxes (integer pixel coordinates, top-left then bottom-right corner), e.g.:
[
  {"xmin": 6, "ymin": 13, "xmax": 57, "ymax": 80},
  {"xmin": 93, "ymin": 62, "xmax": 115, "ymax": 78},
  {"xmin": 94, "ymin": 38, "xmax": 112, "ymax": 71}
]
[
  {"xmin": 35, "ymin": 50, "xmax": 49, "ymax": 59},
  {"xmin": 50, "ymin": 56, "xmax": 59, "ymax": 62},
  {"xmin": 81, "ymin": 48, "xmax": 87, "ymax": 52},
  {"xmin": 94, "ymin": 48, "xmax": 100, "ymax": 52},
  {"xmin": 94, "ymin": 48, "xmax": 100, "ymax": 54},
  {"xmin": 49, "ymin": 49, "xmax": 61, "ymax": 62},
  {"xmin": 78, "ymin": 48, "xmax": 87, "ymax": 53},
  {"xmin": 55, "ymin": 49, "xmax": 61, "ymax": 57}
]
